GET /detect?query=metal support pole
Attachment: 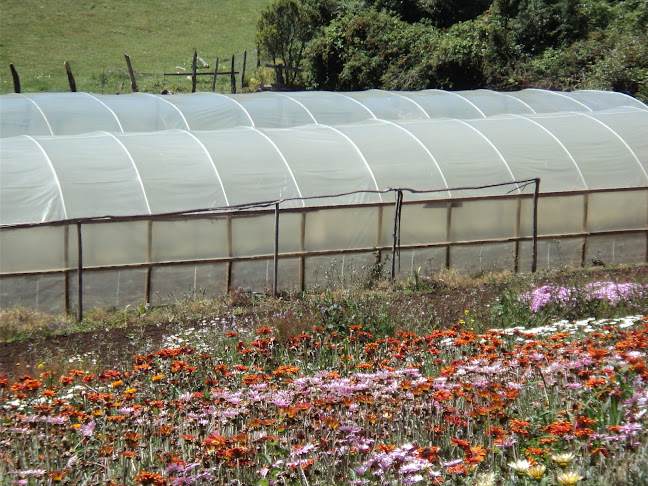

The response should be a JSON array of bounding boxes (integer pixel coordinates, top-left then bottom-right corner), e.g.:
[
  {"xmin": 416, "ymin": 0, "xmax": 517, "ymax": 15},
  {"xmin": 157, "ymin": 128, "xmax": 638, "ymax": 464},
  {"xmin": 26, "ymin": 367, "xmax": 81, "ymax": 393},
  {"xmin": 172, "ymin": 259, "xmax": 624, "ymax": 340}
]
[
  {"xmin": 76, "ymin": 222, "xmax": 83, "ymax": 322},
  {"xmin": 145, "ymin": 219, "xmax": 152, "ymax": 303},
  {"xmin": 273, "ymin": 202, "xmax": 280, "ymax": 297},
  {"xmin": 391, "ymin": 190, "xmax": 403, "ymax": 281},
  {"xmin": 531, "ymin": 178, "xmax": 540, "ymax": 273}
]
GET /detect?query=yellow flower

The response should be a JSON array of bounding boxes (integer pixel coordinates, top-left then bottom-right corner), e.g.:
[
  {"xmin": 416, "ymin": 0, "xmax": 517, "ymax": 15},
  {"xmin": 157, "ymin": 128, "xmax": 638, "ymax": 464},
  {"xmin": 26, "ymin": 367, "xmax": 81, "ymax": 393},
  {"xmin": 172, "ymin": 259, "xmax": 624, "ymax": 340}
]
[
  {"xmin": 552, "ymin": 452, "xmax": 576, "ymax": 467},
  {"xmin": 556, "ymin": 471, "xmax": 583, "ymax": 485},
  {"xmin": 528, "ymin": 464, "xmax": 546, "ymax": 480}
]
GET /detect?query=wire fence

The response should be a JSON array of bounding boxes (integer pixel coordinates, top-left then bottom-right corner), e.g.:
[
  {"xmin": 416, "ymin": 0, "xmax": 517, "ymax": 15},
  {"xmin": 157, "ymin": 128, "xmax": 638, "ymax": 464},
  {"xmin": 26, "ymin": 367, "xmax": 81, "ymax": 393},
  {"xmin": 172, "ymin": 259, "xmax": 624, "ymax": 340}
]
[{"xmin": 2, "ymin": 179, "xmax": 648, "ymax": 321}]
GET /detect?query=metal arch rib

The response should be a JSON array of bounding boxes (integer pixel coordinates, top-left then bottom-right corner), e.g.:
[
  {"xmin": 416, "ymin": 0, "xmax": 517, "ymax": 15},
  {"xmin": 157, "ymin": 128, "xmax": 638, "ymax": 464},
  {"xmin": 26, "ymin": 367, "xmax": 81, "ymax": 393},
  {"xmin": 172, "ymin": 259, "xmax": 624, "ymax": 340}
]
[
  {"xmin": 245, "ymin": 127, "xmax": 304, "ymax": 206},
  {"xmin": 379, "ymin": 120, "xmax": 451, "ymax": 197},
  {"xmin": 331, "ymin": 92, "xmax": 377, "ymax": 119},
  {"xmin": 456, "ymin": 120, "xmax": 520, "ymax": 192},
  {"xmin": 385, "ymin": 92, "xmax": 431, "ymax": 118},
  {"xmin": 142, "ymin": 93, "xmax": 190, "ymax": 130},
  {"xmin": 100, "ymin": 132, "xmax": 152, "ymax": 214},
  {"xmin": 180, "ymin": 130, "xmax": 230, "ymax": 206},
  {"xmin": 320, "ymin": 125, "xmax": 383, "ymax": 202},
  {"xmin": 217, "ymin": 94, "xmax": 255, "ymax": 127},
  {"xmin": 496, "ymin": 92, "xmax": 536, "ymax": 114},
  {"xmin": 23, "ymin": 135, "xmax": 68, "ymax": 219},
  {"xmin": 579, "ymin": 89, "xmax": 648, "ymax": 110},
  {"xmin": 275, "ymin": 93, "xmax": 318, "ymax": 124},
  {"xmin": 532, "ymin": 89, "xmax": 592, "ymax": 112},
  {"xmin": 578, "ymin": 112, "xmax": 648, "ymax": 182},
  {"xmin": 510, "ymin": 114, "xmax": 588, "ymax": 189},
  {"xmin": 443, "ymin": 91, "xmax": 486, "ymax": 118},
  {"xmin": 81, "ymin": 93, "xmax": 124, "ymax": 132},
  {"xmin": 18, "ymin": 94, "xmax": 54, "ymax": 135}
]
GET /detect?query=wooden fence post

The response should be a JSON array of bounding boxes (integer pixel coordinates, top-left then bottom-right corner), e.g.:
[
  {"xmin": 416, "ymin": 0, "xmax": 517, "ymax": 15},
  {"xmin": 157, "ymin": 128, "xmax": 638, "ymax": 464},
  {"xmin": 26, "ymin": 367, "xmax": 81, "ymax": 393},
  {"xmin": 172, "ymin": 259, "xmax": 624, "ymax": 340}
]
[
  {"xmin": 64, "ymin": 61, "xmax": 77, "ymax": 92},
  {"xmin": 124, "ymin": 53, "xmax": 138, "ymax": 92},
  {"xmin": 191, "ymin": 50, "xmax": 198, "ymax": 93},
  {"xmin": 241, "ymin": 50, "xmax": 247, "ymax": 89},
  {"xmin": 9, "ymin": 63, "xmax": 20, "ymax": 93},
  {"xmin": 212, "ymin": 58, "xmax": 219, "ymax": 92},
  {"xmin": 230, "ymin": 55, "xmax": 236, "ymax": 94}
]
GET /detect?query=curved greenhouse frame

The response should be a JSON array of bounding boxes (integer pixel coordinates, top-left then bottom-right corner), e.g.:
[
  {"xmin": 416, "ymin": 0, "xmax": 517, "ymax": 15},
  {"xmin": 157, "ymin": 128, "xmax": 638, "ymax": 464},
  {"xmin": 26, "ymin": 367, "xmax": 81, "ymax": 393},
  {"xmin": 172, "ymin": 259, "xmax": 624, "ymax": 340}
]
[
  {"xmin": 1, "ymin": 89, "xmax": 647, "ymax": 314},
  {"xmin": 2, "ymin": 88, "xmax": 646, "ymax": 136}
]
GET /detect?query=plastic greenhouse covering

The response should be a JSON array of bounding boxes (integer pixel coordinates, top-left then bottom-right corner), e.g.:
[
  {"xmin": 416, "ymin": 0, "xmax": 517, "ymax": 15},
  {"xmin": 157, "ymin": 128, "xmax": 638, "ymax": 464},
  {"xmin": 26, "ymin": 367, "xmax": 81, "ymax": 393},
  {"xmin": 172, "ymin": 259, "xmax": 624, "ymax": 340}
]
[
  {"xmin": 1, "ymin": 88, "xmax": 647, "ymax": 313},
  {"xmin": 3, "ymin": 88, "xmax": 648, "ymax": 135}
]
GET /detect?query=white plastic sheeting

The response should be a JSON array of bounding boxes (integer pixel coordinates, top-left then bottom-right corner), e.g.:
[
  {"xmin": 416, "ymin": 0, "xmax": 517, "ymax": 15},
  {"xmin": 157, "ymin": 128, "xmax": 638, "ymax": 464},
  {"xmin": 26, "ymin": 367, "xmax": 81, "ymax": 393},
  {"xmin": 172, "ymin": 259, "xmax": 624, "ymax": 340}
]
[
  {"xmin": 2, "ymin": 88, "xmax": 646, "ymax": 137},
  {"xmin": 2, "ymin": 106, "xmax": 647, "ymax": 226}
]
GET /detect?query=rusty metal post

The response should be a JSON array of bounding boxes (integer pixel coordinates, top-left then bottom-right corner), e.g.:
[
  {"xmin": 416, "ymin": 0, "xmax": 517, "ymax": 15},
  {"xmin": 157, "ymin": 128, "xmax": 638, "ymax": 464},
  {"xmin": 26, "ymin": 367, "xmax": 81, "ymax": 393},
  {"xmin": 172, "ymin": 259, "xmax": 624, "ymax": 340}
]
[
  {"xmin": 532, "ymin": 178, "xmax": 540, "ymax": 273},
  {"xmin": 391, "ymin": 190, "xmax": 403, "ymax": 281},
  {"xmin": 76, "ymin": 222, "xmax": 83, "ymax": 322},
  {"xmin": 273, "ymin": 202, "xmax": 280, "ymax": 296}
]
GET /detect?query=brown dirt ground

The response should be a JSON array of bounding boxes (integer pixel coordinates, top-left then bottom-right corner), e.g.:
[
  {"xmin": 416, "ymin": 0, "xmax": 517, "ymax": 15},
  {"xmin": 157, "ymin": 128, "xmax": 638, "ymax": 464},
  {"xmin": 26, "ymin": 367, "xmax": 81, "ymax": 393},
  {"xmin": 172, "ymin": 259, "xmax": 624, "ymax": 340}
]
[{"xmin": 1, "ymin": 265, "xmax": 646, "ymax": 379}]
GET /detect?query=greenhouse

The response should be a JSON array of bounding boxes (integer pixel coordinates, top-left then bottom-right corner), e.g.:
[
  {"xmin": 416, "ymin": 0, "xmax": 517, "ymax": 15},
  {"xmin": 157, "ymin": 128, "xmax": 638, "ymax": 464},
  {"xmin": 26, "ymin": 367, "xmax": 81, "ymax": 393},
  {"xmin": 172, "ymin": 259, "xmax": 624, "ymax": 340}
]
[{"xmin": 1, "ymin": 88, "xmax": 647, "ymax": 314}]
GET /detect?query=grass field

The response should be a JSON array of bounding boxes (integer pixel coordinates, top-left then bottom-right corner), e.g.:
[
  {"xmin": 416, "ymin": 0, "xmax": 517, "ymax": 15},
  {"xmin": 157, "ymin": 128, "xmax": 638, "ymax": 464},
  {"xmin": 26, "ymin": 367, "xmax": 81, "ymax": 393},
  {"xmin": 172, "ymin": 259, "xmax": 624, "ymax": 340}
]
[{"xmin": 0, "ymin": 0, "xmax": 274, "ymax": 94}]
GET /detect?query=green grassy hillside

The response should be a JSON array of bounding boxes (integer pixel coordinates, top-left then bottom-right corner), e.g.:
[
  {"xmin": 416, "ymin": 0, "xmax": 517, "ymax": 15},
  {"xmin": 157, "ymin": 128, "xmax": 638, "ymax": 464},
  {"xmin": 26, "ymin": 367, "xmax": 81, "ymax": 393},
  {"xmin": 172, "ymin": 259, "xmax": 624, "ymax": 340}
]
[{"xmin": 0, "ymin": 0, "xmax": 273, "ymax": 94}]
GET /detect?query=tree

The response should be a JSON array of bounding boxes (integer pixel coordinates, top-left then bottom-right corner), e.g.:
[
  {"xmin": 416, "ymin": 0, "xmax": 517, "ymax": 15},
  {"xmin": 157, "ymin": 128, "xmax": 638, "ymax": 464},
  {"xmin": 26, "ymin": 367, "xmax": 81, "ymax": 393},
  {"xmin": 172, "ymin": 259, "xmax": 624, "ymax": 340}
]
[{"xmin": 256, "ymin": 0, "xmax": 312, "ymax": 84}]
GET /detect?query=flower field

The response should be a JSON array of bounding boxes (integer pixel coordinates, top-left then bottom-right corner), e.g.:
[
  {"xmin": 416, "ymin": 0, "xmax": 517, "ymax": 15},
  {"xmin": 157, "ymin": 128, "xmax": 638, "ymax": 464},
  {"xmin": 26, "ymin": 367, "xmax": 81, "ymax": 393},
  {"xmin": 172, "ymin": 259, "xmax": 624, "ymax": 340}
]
[{"xmin": 1, "ymin": 279, "xmax": 647, "ymax": 485}]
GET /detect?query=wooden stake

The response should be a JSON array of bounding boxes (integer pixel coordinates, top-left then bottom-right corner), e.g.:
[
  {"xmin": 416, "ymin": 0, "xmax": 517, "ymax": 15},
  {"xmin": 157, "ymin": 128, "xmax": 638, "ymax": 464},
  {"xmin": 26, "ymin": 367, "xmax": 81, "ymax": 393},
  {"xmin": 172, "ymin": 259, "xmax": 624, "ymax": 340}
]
[
  {"xmin": 64, "ymin": 61, "xmax": 77, "ymax": 92},
  {"xmin": 124, "ymin": 53, "xmax": 138, "ymax": 92},
  {"xmin": 230, "ymin": 55, "xmax": 236, "ymax": 94},
  {"xmin": 241, "ymin": 50, "xmax": 247, "ymax": 89},
  {"xmin": 191, "ymin": 50, "xmax": 198, "ymax": 93},
  {"xmin": 9, "ymin": 63, "xmax": 20, "ymax": 93},
  {"xmin": 212, "ymin": 58, "xmax": 219, "ymax": 92}
]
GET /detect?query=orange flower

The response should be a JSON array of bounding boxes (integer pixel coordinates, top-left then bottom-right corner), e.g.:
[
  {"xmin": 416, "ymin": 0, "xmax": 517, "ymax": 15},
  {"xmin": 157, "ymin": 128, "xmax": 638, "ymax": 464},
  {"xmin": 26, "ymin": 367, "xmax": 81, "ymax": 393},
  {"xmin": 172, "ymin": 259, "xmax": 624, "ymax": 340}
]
[
  {"xmin": 543, "ymin": 421, "xmax": 574, "ymax": 436},
  {"xmin": 134, "ymin": 471, "xmax": 166, "ymax": 485},
  {"xmin": 450, "ymin": 438, "xmax": 471, "ymax": 451},
  {"xmin": 47, "ymin": 470, "xmax": 67, "ymax": 482},
  {"xmin": 464, "ymin": 445, "xmax": 487, "ymax": 465}
]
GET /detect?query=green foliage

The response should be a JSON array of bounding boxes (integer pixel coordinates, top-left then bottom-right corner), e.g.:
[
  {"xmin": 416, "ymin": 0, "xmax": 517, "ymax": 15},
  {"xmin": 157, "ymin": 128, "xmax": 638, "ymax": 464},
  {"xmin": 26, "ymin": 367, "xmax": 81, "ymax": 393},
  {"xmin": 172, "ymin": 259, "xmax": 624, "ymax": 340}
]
[
  {"xmin": 268, "ymin": 0, "xmax": 648, "ymax": 100},
  {"xmin": 256, "ymin": 0, "xmax": 311, "ymax": 84},
  {"xmin": 306, "ymin": 9, "xmax": 419, "ymax": 90}
]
